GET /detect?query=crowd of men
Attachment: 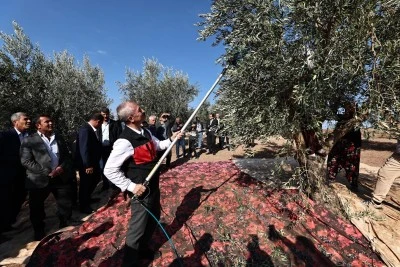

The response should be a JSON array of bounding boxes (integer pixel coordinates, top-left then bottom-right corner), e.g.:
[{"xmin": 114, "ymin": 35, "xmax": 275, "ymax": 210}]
[
  {"xmin": 143, "ymin": 112, "xmax": 230, "ymax": 161},
  {"xmin": 0, "ymin": 110, "xmax": 118, "ymax": 240},
  {"xmin": 0, "ymin": 105, "xmax": 228, "ymax": 261}
]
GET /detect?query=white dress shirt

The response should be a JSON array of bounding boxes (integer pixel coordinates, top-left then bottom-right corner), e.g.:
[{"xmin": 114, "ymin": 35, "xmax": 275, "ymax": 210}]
[
  {"xmin": 38, "ymin": 131, "xmax": 59, "ymax": 170},
  {"xmin": 101, "ymin": 122, "xmax": 110, "ymax": 146},
  {"xmin": 14, "ymin": 127, "xmax": 28, "ymax": 143},
  {"xmin": 104, "ymin": 126, "xmax": 172, "ymax": 193}
]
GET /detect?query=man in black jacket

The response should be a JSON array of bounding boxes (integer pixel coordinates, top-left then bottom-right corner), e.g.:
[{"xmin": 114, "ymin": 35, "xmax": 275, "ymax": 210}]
[
  {"xmin": 100, "ymin": 107, "xmax": 123, "ymax": 190},
  {"xmin": 74, "ymin": 112, "xmax": 103, "ymax": 214},
  {"xmin": 206, "ymin": 113, "xmax": 218, "ymax": 155},
  {"xmin": 156, "ymin": 113, "xmax": 173, "ymax": 168},
  {"xmin": 20, "ymin": 115, "xmax": 73, "ymax": 240},
  {"xmin": 0, "ymin": 112, "xmax": 31, "ymax": 233},
  {"xmin": 172, "ymin": 117, "xmax": 186, "ymax": 158}
]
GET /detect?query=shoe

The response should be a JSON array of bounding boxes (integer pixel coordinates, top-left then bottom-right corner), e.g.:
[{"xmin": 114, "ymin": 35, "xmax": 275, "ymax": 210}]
[
  {"xmin": 138, "ymin": 248, "xmax": 162, "ymax": 260},
  {"xmin": 80, "ymin": 206, "xmax": 94, "ymax": 214},
  {"xmin": 34, "ymin": 230, "xmax": 45, "ymax": 241},
  {"xmin": 364, "ymin": 200, "xmax": 383, "ymax": 210}
]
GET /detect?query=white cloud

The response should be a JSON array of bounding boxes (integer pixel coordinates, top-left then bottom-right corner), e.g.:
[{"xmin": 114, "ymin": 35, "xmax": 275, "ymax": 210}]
[{"xmin": 97, "ymin": 50, "xmax": 107, "ymax": 55}]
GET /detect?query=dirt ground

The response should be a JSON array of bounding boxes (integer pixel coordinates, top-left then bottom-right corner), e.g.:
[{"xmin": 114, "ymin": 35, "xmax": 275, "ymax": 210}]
[{"xmin": 0, "ymin": 134, "xmax": 398, "ymax": 266}]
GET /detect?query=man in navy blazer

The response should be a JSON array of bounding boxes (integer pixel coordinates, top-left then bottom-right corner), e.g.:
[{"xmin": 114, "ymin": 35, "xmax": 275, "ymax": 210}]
[
  {"xmin": 20, "ymin": 115, "xmax": 73, "ymax": 240},
  {"xmin": 0, "ymin": 112, "xmax": 31, "ymax": 233},
  {"xmin": 74, "ymin": 112, "xmax": 103, "ymax": 214},
  {"xmin": 206, "ymin": 113, "xmax": 219, "ymax": 155},
  {"xmin": 99, "ymin": 107, "xmax": 123, "ymax": 191}
]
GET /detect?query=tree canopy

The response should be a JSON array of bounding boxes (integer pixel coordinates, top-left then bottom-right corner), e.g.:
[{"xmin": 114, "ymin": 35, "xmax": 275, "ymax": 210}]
[
  {"xmin": 119, "ymin": 58, "xmax": 199, "ymax": 121},
  {"xmin": 0, "ymin": 22, "xmax": 110, "ymax": 140},
  {"xmin": 197, "ymin": 0, "xmax": 400, "ymax": 145}
]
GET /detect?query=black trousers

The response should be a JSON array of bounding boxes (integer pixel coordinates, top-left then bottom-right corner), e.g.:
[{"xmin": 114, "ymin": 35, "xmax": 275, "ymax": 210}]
[
  {"xmin": 28, "ymin": 183, "xmax": 72, "ymax": 233},
  {"xmin": 188, "ymin": 138, "xmax": 198, "ymax": 157},
  {"xmin": 11, "ymin": 181, "xmax": 27, "ymax": 223},
  {"xmin": 207, "ymin": 132, "xmax": 216, "ymax": 152},
  {"xmin": 0, "ymin": 177, "xmax": 27, "ymax": 231},
  {"xmin": 0, "ymin": 184, "xmax": 13, "ymax": 232},
  {"xmin": 218, "ymin": 136, "xmax": 225, "ymax": 149},
  {"xmin": 123, "ymin": 185, "xmax": 161, "ymax": 266},
  {"xmin": 78, "ymin": 167, "xmax": 100, "ymax": 209}
]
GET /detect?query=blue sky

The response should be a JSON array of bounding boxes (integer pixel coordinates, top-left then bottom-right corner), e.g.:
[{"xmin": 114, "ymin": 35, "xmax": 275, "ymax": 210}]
[{"xmin": 1, "ymin": 0, "xmax": 225, "ymax": 113}]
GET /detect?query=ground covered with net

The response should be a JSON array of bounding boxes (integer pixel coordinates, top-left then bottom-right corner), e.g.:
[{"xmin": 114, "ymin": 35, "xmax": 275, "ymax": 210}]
[{"xmin": 28, "ymin": 161, "xmax": 383, "ymax": 266}]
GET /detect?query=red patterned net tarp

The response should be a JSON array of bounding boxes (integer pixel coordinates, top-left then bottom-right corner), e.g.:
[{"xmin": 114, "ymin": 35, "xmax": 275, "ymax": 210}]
[{"xmin": 28, "ymin": 161, "xmax": 383, "ymax": 266}]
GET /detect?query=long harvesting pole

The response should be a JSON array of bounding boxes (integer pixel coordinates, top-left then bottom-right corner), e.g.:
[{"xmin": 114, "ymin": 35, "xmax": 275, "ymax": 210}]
[{"xmin": 141, "ymin": 67, "xmax": 227, "ymax": 188}]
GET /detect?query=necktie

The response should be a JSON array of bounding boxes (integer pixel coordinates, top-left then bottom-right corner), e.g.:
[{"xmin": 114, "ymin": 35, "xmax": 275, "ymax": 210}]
[{"xmin": 95, "ymin": 130, "xmax": 100, "ymax": 141}]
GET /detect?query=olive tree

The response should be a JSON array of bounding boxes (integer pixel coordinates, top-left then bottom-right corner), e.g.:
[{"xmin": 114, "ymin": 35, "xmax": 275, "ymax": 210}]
[
  {"xmin": 0, "ymin": 21, "xmax": 110, "ymax": 140},
  {"xmin": 119, "ymin": 58, "xmax": 199, "ymax": 120},
  {"xmin": 198, "ymin": 0, "xmax": 400, "ymax": 192}
]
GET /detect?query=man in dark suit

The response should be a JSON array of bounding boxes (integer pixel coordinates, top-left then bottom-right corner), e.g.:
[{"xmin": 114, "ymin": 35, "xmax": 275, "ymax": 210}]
[
  {"xmin": 206, "ymin": 113, "xmax": 218, "ymax": 155},
  {"xmin": 20, "ymin": 115, "xmax": 73, "ymax": 240},
  {"xmin": 147, "ymin": 115, "xmax": 157, "ymax": 136},
  {"xmin": 172, "ymin": 117, "xmax": 186, "ymax": 158},
  {"xmin": 74, "ymin": 112, "xmax": 103, "ymax": 214},
  {"xmin": 156, "ymin": 113, "xmax": 172, "ymax": 168},
  {"xmin": 0, "ymin": 112, "xmax": 31, "ymax": 233},
  {"xmin": 100, "ymin": 107, "xmax": 122, "ymax": 191}
]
